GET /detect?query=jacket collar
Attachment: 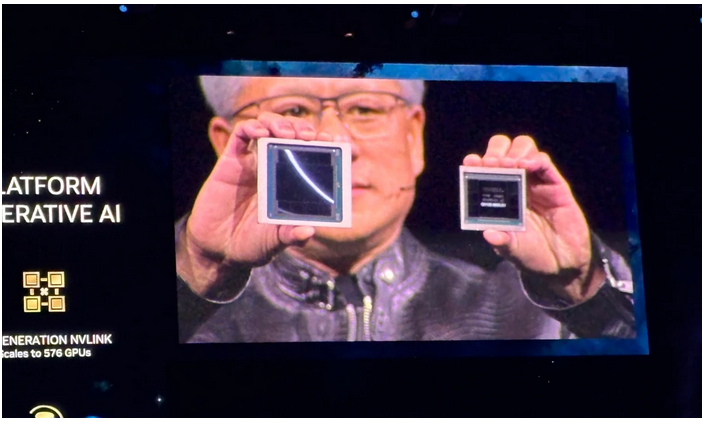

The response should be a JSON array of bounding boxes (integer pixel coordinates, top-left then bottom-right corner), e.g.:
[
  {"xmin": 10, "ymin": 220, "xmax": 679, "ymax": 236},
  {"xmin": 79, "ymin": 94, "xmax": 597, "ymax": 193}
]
[{"xmin": 270, "ymin": 229, "xmax": 419, "ymax": 310}]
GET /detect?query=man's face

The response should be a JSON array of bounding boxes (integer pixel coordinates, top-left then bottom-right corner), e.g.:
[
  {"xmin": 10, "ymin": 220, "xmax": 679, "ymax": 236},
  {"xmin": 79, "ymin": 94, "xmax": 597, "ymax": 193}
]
[{"xmin": 220, "ymin": 77, "xmax": 426, "ymax": 244}]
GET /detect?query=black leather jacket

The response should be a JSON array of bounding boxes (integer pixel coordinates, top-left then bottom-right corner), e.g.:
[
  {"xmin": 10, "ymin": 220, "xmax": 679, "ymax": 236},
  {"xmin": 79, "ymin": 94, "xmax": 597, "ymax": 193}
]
[{"xmin": 177, "ymin": 223, "xmax": 635, "ymax": 343}]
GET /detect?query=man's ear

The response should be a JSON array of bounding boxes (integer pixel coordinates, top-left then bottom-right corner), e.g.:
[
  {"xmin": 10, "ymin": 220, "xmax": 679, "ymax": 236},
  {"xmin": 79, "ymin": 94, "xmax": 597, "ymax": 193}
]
[
  {"xmin": 208, "ymin": 116, "xmax": 233, "ymax": 157},
  {"xmin": 407, "ymin": 106, "xmax": 426, "ymax": 177}
]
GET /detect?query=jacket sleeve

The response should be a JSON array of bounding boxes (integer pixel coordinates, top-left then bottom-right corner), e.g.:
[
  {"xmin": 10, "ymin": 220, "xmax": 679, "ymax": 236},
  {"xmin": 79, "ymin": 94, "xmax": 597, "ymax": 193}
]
[
  {"xmin": 519, "ymin": 233, "xmax": 636, "ymax": 338},
  {"xmin": 175, "ymin": 216, "xmax": 252, "ymax": 342}
]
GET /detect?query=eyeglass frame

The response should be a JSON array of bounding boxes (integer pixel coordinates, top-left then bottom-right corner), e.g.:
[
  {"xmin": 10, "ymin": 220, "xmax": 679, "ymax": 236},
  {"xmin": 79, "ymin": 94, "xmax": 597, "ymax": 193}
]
[{"xmin": 228, "ymin": 91, "xmax": 414, "ymax": 129}]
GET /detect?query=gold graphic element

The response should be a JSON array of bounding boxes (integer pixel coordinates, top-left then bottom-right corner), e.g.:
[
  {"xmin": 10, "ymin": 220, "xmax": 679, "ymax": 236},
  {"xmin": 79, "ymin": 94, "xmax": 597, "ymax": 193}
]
[
  {"xmin": 49, "ymin": 297, "xmax": 65, "ymax": 312},
  {"xmin": 24, "ymin": 272, "xmax": 66, "ymax": 313},
  {"xmin": 30, "ymin": 405, "xmax": 64, "ymax": 418},
  {"xmin": 48, "ymin": 272, "xmax": 65, "ymax": 288},
  {"xmin": 23, "ymin": 272, "xmax": 41, "ymax": 288},
  {"xmin": 24, "ymin": 297, "xmax": 41, "ymax": 313}
]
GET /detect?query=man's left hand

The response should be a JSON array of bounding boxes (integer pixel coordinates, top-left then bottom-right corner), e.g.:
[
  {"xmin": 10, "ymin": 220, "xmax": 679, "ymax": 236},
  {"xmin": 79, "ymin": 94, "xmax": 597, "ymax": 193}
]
[{"xmin": 464, "ymin": 135, "xmax": 605, "ymax": 304}]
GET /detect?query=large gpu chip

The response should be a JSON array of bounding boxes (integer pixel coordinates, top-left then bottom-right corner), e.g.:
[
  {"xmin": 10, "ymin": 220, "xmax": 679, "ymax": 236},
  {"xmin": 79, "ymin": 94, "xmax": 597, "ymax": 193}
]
[{"xmin": 258, "ymin": 138, "xmax": 352, "ymax": 228}]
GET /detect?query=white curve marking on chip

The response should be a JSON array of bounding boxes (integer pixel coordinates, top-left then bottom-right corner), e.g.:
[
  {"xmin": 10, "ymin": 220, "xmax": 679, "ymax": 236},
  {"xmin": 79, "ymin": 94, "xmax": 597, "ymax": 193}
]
[{"xmin": 284, "ymin": 149, "xmax": 335, "ymax": 204}]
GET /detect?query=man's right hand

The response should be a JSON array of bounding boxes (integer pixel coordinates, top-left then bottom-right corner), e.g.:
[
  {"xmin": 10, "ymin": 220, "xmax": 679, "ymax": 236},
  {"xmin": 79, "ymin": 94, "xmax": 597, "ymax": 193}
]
[{"xmin": 176, "ymin": 112, "xmax": 332, "ymax": 296}]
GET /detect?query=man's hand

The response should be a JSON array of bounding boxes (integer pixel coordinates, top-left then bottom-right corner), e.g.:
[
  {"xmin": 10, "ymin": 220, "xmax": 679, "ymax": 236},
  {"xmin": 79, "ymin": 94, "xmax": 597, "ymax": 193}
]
[
  {"xmin": 177, "ymin": 112, "xmax": 332, "ymax": 296},
  {"xmin": 464, "ymin": 135, "xmax": 604, "ymax": 304}
]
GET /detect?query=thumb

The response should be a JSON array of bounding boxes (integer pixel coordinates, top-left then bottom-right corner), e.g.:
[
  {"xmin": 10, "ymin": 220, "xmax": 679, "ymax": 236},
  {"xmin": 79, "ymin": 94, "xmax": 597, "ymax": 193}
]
[
  {"xmin": 278, "ymin": 225, "xmax": 316, "ymax": 247},
  {"xmin": 483, "ymin": 230, "xmax": 515, "ymax": 257}
]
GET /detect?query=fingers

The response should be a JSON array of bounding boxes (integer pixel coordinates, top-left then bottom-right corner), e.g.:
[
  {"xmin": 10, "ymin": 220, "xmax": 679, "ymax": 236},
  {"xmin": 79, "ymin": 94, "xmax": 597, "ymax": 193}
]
[
  {"xmin": 466, "ymin": 135, "xmax": 541, "ymax": 170},
  {"xmin": 483, "ymin": 135, "xmax": 537, "ymax": 168},
  {"xmin": 475, "ymin": 135, "xmax": 565, "ymax": 186},
  {"xmin": 505, "ymin": 135, "xmax": 538, "ymax": 157},
  {"xmin": 259, "ymin": 112, "xmax": 332, "ymax": 142},
  {"xmin": 483, "ymin": 230, "xmax": 517, "ymax": 257},
  {"xmin": 517, "ymin": 151, "xmax": 565, "ymax": 185},
  {"xmin": 263, "ymin": 225, "xmax": 316, "ymax": 264},
  {"xmin": 223, "ymin": 112, "xmax": 335, "ymax": 158},
  {"xmin": 315, "ymin": 131, "xmax": 334, "ymax": 142},
  {"xmin": 283, "ymin": 116, "xmax": 318, "ymax": 140},
  {"xmin": 225, "ymin": 119, "xmax": 270, "ymax": 157},
  {"xmin": 462, "ymin": 153, "xmax": 482, "ymax": 167},
  {"xmin": 482, "ymin": 135, "xmax": 512, "ymax": 167},
  {"xmin": 255, "ymin": 112, "xmax": 296, "ymax": 139}
]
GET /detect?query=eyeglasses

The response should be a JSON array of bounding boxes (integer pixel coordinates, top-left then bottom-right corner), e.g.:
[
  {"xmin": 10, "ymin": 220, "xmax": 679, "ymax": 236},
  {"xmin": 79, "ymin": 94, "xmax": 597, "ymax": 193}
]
[{"xmin": 231, "ymin": 91, "xmax": 411, "ymax": 139}]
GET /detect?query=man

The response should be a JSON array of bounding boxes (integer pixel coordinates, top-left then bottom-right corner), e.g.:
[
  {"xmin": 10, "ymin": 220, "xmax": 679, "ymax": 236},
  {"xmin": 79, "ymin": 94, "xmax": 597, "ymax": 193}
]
[{"xmin": 176, "ymin": 76, "xmax": 635, "ymax": 343}]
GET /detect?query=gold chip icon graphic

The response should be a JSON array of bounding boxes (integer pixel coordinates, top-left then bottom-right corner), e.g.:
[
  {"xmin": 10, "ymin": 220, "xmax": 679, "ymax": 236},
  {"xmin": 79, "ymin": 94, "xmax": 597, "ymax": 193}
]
[
  {"xmin": 23, "ymin": 271, "xmax": 67, "ymax": 313},
  {"xmin": 24, "ymin": 297, "xmax": 41, "ymax": 313},
  {"xmin": 23, "ymin": 272, "xmax": 41, "ymax": 288},
  {"xmin": 49, "ymin": 297, "xmax": 66, "ymax": 312},
  {"xmin": 47, "ymin": 272, "xmax": 65, "ymax": 288}
]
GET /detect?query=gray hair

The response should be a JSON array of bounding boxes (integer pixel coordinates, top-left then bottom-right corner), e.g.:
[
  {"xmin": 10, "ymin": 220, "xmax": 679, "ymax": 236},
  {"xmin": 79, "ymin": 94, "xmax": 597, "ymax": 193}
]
[{"xmin": 199, "ymin": 75, "xmax": 426, "ymax": 118}]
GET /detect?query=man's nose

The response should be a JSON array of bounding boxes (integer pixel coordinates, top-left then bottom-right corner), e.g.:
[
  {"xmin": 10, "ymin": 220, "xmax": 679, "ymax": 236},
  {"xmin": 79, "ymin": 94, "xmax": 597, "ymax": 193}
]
[{"xmin": 317, "ymin": 108, "xmax": 361, "ymax": 159}]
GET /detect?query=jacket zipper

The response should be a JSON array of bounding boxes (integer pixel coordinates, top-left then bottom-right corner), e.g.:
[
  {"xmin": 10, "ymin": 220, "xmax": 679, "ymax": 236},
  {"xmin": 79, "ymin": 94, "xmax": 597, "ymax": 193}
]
[
  {"xmin": 345, "ymin": 304, "xmax": 357, "ymax": 342},
  {"xmin": 363, "ymin": 296, "xmax": 373, "ymax": 341}
]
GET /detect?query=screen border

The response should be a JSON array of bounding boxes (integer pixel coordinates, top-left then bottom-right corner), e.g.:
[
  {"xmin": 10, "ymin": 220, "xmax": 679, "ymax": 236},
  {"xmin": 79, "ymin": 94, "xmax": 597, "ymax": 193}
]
[{"xmin": 187, "ymin": 61, "xmax": 647, "ymax": 358}]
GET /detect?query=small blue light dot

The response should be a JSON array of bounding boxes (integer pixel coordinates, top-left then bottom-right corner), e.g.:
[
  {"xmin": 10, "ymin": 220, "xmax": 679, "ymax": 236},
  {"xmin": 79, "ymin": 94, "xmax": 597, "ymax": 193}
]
[
  {"xmin": 411, "ymin": 10, "xmax": 419, "ymax": 18},
  {"xmin": 119, "ymin": 5, "xmax": 127, "ymax": 13}
]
